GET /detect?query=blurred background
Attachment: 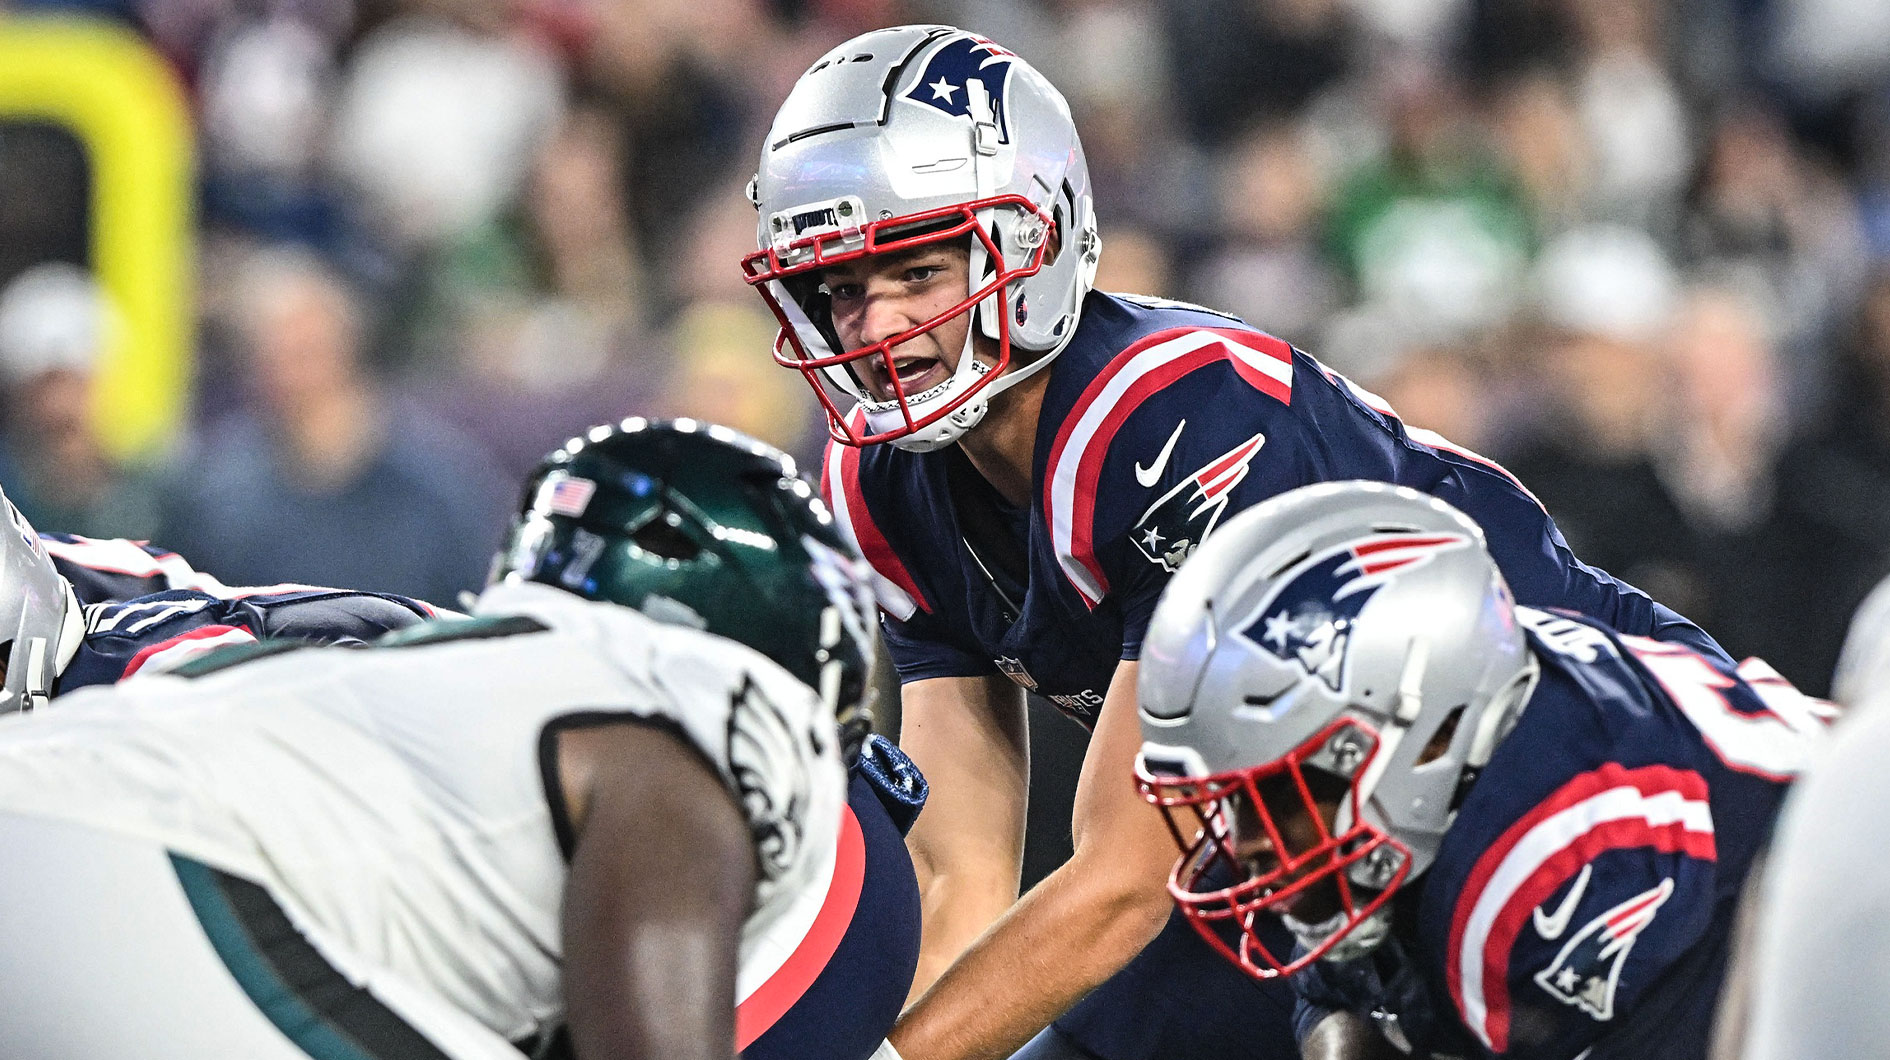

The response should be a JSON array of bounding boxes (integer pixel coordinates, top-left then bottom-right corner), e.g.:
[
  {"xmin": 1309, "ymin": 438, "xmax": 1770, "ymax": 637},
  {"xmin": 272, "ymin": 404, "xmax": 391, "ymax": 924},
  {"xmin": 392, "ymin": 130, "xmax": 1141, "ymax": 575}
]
[{"xmin": 3, "ymin": 0, "xmax": 1888, "ymax": 880}]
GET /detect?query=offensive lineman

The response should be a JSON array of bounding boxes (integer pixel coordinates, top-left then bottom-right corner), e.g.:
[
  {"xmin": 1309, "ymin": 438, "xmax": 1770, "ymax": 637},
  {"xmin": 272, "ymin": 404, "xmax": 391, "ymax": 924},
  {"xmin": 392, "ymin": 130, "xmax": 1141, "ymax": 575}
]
[
  {"xmin": 0, "ymin": 420, "xmax": 886, "ymax": 1059},
  {"xmin": 1135, "ymin": 482, "xmax": 1824, "ymax": 1060},
  {"xmin": 740, "ymin": 24, "xmax": 1729, "ymax": 1060},
  {"xmin": 0, "ymin": 495, "xmax": 438, "ymax": 714}
]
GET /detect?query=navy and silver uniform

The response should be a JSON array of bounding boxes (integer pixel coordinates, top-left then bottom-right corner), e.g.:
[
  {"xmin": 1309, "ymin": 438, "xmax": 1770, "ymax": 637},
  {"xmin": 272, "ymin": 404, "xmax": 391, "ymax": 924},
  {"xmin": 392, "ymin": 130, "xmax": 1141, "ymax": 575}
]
[
  {"xmin": 1293, "ymin": 608, "xmax": 1826, "ymax": 1060},
  {"xmin": 824, "ymin": 292, "xmax": 1727, "ymax": 1059},
  {"xmin": 59, "ymin": 588, "xmax": 437, "ymax": 692}
]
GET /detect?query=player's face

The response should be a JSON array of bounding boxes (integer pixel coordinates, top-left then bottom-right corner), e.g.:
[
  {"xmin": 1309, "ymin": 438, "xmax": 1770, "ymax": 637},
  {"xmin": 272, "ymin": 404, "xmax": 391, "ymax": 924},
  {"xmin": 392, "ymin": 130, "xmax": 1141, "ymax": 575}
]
[
  {"xmin": 1228, "ymin": 770, "xmax": 1353, "ymax": 924},
  {"xmin": 821, "ymin": 244, "xmax": 988, "ymax": 402}
]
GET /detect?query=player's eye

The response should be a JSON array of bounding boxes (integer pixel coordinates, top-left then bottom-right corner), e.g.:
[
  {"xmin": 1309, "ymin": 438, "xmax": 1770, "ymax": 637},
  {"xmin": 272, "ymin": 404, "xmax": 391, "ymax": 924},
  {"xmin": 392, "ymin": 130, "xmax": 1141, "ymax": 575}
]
[{"xmin": 903, "ymin": 264, "xmax": 944, "ymax": 283}]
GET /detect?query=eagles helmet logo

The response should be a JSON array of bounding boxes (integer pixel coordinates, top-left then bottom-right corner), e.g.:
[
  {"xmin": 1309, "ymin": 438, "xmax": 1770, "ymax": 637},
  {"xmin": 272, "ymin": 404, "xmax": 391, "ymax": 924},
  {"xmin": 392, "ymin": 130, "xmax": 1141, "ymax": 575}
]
[
  {"xmin": 903, "ymin": 35, "xmax": 1017, "ymax": 142},
  {"xmin": 1239, "ymin": 532, "xmax": 1470, "ymax": 690},
  {"xmin": 726, "ymin": 675, "xmax": 811, "ymax": 881},
  {"xmin": 1131, "ymin": 434, "xmax": 1266, "ymax": 573}
]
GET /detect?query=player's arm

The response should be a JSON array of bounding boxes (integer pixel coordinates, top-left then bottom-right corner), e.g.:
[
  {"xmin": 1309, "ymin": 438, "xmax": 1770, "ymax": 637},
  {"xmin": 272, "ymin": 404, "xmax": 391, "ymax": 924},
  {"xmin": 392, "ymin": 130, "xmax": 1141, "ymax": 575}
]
[
  {"xmin": 558, "ymin": 721, "xmax": 756, "ymax": 1060},
  {"xmin": 891, "ymin": 660, "xmax": 1177, "ymax": 1060},
  {"xmin": 898, "ymin": 673, "xmax": 1029, "ymax": 1002},
  {"xmin": 1301, "ymin": 1011, "xmax": 1405, "ymax": 1060}
]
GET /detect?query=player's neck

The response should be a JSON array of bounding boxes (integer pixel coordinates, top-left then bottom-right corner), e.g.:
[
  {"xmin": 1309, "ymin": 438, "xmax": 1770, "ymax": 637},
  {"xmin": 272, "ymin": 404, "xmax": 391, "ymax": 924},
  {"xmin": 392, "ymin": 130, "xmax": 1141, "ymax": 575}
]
[{"xmin": 957, "ymin": 368, "xmax": 1048, "ymax": 507}]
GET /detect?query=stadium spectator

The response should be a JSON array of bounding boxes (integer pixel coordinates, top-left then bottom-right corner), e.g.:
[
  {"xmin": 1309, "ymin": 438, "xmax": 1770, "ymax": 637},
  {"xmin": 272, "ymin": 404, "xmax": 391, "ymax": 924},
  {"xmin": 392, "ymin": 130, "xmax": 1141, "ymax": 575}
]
[
  {"xmin": 155, "ymin": 246, "xmax": 508, "ymax": 604},
  {"xmin": 0, "ymin": 263, "xmax": 163, "ymax": 538}
]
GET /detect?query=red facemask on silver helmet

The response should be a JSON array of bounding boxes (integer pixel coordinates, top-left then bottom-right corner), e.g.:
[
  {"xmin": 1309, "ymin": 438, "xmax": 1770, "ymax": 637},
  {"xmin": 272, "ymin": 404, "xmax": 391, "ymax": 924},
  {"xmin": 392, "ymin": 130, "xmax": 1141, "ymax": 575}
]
[
  {"xmin": 1132, "ymin": 481, "xmax": 1541, "ymax": 979},
  {"xmin": 742, "ymin": 25, "xmax": 1101, "ymax": 452}
]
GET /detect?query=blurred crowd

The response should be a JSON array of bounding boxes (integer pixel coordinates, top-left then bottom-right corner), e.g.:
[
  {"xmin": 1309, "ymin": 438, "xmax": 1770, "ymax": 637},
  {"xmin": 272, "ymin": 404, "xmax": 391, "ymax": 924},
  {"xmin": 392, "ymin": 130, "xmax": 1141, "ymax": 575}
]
[{"xmin": 2, "ymin": 0, "xmax": 1889, "ymax": 693}]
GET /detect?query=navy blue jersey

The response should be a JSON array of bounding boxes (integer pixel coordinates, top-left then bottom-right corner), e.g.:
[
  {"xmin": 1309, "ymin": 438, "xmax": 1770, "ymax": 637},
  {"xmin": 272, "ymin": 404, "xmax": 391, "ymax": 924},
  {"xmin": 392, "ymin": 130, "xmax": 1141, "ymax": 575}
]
[
  {"xmin": 826, "ymin": 292, "xmax": 1724, "ymax": 726},
  {"xmin": 43, "ymin": 533, "xmax": 234, "ymax": 605},
  {"xmin": 1294, "ymin": 608, "xmax": 1830, "ymax": 1060},
  {"xmin": 58, "ymin": 588, "xmax": 437, "ymax": 693}
]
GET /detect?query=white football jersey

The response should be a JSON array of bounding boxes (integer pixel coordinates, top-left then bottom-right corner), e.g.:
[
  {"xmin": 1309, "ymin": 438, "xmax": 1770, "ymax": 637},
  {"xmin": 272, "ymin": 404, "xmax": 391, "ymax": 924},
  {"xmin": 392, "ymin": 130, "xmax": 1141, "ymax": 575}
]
[{"xmin": 0, "ymin": 581, "xmax": 846, "ymax": 1044}]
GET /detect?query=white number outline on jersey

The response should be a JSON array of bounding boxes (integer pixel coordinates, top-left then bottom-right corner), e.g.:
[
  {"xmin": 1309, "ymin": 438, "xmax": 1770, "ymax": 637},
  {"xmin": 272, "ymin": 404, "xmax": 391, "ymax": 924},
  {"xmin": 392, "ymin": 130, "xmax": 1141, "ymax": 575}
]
[{"xmin": 1622, "ymin": 637, "xmax": 1830, "ymax": 782}]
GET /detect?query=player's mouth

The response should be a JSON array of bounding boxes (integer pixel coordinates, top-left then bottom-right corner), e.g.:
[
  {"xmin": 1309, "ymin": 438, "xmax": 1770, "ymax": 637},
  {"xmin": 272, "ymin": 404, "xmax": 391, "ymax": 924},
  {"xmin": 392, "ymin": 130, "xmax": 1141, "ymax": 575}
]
[{"xmin": 869, "ymin": 355, "xmax": 947, "ymax": 401}]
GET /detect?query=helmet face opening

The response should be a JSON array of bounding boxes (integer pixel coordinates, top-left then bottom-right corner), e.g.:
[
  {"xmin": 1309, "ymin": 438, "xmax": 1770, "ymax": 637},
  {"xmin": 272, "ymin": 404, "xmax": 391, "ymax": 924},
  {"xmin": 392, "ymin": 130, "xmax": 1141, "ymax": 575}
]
[
  {"xmin": 742, "ymin": 193, "xmax": 1052, "ymax": 447},
  {"xmin": 1138, "ymin": 717, "xmax": 1412, "ymax": 980}
]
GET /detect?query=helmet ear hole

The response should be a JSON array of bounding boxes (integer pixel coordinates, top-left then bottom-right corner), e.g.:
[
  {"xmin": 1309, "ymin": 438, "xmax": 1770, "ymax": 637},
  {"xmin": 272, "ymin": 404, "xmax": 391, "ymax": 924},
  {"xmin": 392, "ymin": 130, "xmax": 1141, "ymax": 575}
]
[{"xmin": 632, "ymin": 517, "xmax": 701, "ymax": 562}]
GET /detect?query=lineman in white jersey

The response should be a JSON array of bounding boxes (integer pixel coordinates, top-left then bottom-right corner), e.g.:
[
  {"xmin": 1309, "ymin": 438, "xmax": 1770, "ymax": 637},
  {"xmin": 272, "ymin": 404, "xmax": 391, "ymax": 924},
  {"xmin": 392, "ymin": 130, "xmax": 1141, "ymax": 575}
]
[{"xmin": 0, "ymin": 419, "xmax": 880, "ymax": 1060}]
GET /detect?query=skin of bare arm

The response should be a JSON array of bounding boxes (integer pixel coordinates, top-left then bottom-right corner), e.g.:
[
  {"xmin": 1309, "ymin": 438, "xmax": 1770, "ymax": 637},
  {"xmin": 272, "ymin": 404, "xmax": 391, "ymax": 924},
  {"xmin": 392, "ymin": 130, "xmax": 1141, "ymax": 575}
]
[
  {"xmin": 898, "ymin": 673, "xmax": 1031, "ymax": 1003},
  {"xmin": 1300, "ymin": 1011, "xmax": 1405, "ymax": 1060},
  {"xmin": 558, "ymin": 721, "xmax": 757, "ymax": 1060},
  {"xmin": 889, "ymin": 660, "xmax": 1179, "ymax": 1060}
]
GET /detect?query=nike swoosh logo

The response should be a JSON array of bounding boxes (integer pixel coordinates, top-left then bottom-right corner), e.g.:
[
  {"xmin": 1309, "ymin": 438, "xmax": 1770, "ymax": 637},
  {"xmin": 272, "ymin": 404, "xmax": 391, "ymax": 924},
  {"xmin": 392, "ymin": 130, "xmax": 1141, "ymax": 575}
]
[
  {"xmin": 1135, "ymin": 420, "xmax": 1187, "ymax": 488},
  {"xmin": 1533, "ymin": 864, "xmax": 1593, "ymax": 940}
]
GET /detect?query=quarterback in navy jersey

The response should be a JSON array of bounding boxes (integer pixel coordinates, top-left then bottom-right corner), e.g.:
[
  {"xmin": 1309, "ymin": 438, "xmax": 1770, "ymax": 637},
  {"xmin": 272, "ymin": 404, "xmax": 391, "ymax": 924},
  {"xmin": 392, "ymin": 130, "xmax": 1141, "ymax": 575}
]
[
  {"xmin": 741, "ymin": 24, "xmax": 1728, "ymax": 1060},
  {"xmin": 1136, "ymin": 483, "xmax": 1825, "ymax": 1060}
]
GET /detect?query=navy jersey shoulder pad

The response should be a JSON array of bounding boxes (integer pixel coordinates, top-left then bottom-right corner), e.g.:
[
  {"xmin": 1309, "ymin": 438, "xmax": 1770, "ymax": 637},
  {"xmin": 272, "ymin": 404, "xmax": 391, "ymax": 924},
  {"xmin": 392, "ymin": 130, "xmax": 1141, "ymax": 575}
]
[
  {"xmin": 1040, "ymin": 299, "xmax": 1299, "ymax": 608},
  {"xmin": 42, "ymin": 533, "xmax": 222, "ymax": 604}
]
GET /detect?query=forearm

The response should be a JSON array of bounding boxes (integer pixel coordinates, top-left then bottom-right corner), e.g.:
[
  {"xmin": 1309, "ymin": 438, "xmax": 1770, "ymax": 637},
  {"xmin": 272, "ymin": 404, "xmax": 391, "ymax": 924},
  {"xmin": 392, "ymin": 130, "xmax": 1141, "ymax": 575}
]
[
  {"xmin": 898, "ymin": 675, "xmax": 1030, "ymax": 1001},
  {"xmin": 891, "ymin": 846, "xmax": 1172, "ymax": 1060},
  {"xmin": 1302, "ymin": 1011, "xmax": 1403, "ymax": 1060},
  {"xmin": 908, "ymin": 852, "xmax": 1022, "ymax": 1001}
]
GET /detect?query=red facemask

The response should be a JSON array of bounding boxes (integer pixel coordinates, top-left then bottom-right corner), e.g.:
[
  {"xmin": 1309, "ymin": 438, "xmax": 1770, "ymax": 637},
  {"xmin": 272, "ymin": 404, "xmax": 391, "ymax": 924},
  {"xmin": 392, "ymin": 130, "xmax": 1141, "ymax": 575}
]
[
  {"xmin": 741, "ymin": 194, "xmax": 1052, "ymax": 447},
  {"xmin": 1137, "ymin": 717, "xmax": 1412, "ymax": 979}
]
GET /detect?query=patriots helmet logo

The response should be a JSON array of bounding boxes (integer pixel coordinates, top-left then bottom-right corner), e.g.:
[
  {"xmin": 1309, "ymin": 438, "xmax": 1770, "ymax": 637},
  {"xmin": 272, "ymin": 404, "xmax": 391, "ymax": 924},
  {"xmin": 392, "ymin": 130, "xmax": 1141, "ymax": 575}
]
[
  {"xmin": 1534, "ymin": 878, "xmax": 1674, "ymax": 1021},
  {"xmin": 1239, "ymin": 532, "xmax": 1471, "ymax": 690},
  {"xmin": 904, "ymin": 35, "xmax": 1017, "ymax": 141},
  {"xmin": 1132, "ymin": 434, "xmax": 1266, "ymax": 573}
]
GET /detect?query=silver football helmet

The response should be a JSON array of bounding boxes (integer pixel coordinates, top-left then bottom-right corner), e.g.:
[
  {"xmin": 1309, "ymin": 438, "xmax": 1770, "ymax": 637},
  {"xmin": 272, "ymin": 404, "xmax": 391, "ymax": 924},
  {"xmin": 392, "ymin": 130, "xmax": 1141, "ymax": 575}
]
[
  {"xmin": 1134, "ymin": 481, "xmax": 1538, "ymax": 978},
  {"xmin": 0, "ymin": 494, "xmax": 82, "ymax": 713},
  {"xmin": 742, "ymin": 25, "xmax": 1101, "ymax": 452}
]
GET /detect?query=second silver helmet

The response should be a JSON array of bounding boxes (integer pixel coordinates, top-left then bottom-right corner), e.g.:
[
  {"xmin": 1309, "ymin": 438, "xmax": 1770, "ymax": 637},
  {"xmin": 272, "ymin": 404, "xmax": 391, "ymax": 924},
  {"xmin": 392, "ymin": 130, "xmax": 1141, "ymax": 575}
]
[{"xmin": 1135, "ymin": 481, "xmax": 1536, "ymax": 977}]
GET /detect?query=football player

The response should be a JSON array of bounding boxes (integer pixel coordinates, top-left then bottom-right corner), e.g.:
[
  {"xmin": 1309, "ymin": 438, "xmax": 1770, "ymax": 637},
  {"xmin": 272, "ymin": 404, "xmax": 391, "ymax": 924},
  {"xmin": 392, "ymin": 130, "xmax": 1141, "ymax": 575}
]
[
  {"xmin": 0, "ymin": 495, "xmax": 439, "ymax": 714},
  {"xmin": 0, "ymin": 419, "xmax": 908, "ymax": 1060},
  {"xmin": 1135, "ymin": 481, "xmax": 1825, "ymax": 1060},
  {"xmin": 740, "ymin": 23, "xmax": 1732, "ymax": 1060}
]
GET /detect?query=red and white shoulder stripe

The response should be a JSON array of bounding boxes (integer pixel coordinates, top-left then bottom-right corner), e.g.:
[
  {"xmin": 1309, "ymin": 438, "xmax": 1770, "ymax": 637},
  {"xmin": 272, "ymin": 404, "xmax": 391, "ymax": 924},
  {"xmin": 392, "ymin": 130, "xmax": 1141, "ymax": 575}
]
[
  {"xmin": 1044, "ymin": 327, "xmax": 1293, "ymax": 608},
  {"xmin": 821, "ymin": 424, "xmax": 929, "ymax": 622},
  {"xmin": 43, "ymin": 534, "xmax": 237, "ymax": 596},
  {"xmin": 1445, "ymin": 763, "xmax": 1717, "ymax": 1052},
  {"xmin": 1326, "ymin": 367, "xmax": 1546, "ymax": 511},
  {"xmin": 121, "ymin": 624, "xmax": 257, "ymax": 678}
]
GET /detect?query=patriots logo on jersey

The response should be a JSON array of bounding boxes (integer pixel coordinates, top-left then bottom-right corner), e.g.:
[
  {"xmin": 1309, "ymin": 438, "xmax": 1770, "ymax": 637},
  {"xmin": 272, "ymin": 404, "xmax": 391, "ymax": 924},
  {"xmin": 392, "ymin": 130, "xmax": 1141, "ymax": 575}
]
[
  {"xmin": 1240, "ymin": 533, "xmax": 1470, "ymax": 690},
  {"xmin": 903, "ymin": 36, "xmax": 1016, "ymax": 141},
  {"xmin": 1533, "ymin": 878, "xmax": 1674, "ymax": 1021},
  {"xmin": 1130, "ymin": 434, "xmax": 1266, "ymax": 573},
  {"xmin": 727, "ymin": 674, "xmax": 810, "ymax": 882}
]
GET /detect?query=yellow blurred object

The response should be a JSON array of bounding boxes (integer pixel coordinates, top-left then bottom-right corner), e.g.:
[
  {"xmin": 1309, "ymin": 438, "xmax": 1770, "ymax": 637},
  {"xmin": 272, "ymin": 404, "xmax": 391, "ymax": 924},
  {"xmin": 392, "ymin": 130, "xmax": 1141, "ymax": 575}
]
[
  {"xmin": 0, "ymin": 16, "xmax": 193, "ymax": 461},
  {"xmin": 667, "ymin": 301, "xmax": 819, "ymax": 454}
]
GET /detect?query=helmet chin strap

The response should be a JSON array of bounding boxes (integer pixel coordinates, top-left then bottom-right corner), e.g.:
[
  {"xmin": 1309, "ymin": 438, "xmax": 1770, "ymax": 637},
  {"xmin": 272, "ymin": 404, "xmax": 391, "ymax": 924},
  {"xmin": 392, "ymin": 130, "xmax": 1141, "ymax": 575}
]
[
  {"xmin": 14, "ymin": 582, "xmax": 82, "ymax": 713},
  {"xmin": 1282, "ymin": 905, "xmax": 1395, "ymax": 964}
]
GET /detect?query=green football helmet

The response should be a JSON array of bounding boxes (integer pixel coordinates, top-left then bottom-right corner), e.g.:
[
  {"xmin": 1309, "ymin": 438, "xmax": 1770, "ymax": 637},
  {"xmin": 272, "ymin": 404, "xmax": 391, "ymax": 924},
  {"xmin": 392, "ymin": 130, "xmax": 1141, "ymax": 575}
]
[{"xmin": 491, "ymin": 418, "xmax": 877, "ymax": 758}]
